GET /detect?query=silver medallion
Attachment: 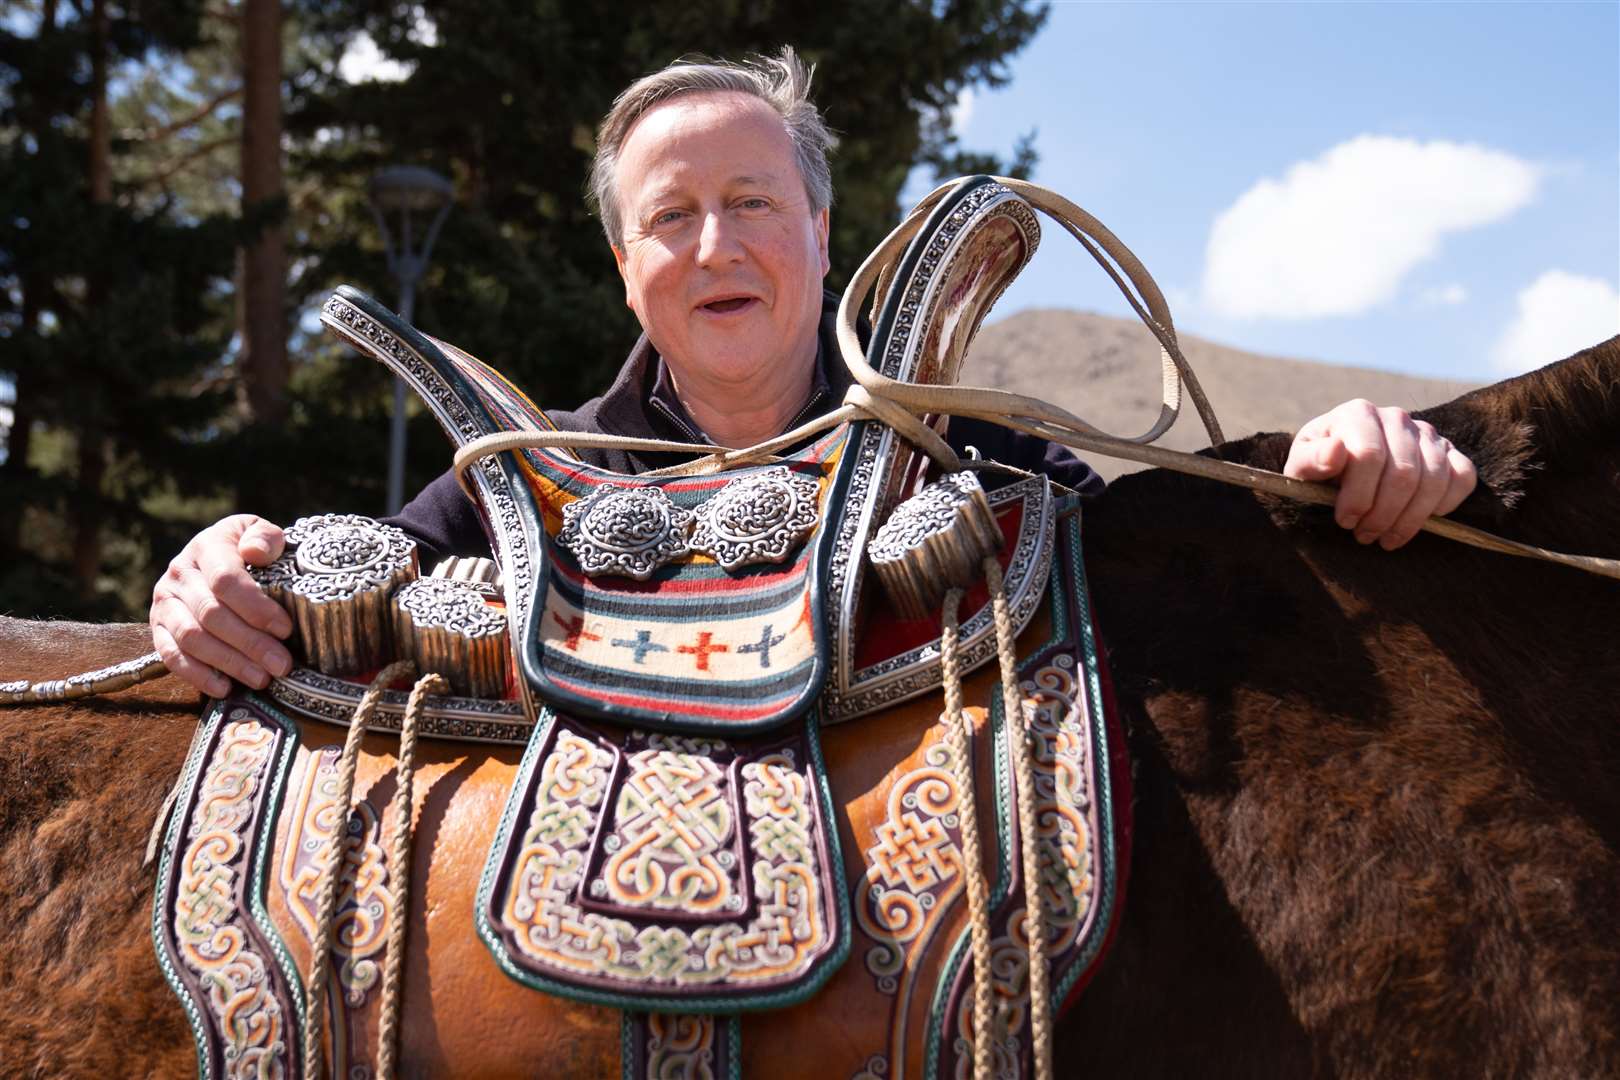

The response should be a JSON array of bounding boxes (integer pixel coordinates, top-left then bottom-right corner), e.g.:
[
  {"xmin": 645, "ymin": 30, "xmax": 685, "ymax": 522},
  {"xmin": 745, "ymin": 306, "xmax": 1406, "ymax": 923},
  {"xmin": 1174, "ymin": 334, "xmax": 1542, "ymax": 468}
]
[
  {"xmin": 556, "ymin": 484, "xmax": 694, "ymax": 580},
  {"xmin": 249, "ymin": 513, "xmax": 419, "ymax": 675},
  {"xmin": 868, "ymin": 471, "xmax": 1003, "ymax": 621},
  {"xmin": 690, "ymin": 466, "xmax": 823, "ymax": 571},
  {"xmin": 392, "ymin": 578, "xmax": 510, "ymax": 698}
]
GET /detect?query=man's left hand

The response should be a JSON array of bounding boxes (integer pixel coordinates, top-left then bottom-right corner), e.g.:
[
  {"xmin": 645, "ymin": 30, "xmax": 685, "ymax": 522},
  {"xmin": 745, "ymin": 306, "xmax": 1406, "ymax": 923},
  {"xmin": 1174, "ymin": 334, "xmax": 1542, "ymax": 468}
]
[{"xmin": 1284, "ymin": 399, "xmax": 1477, "ymax": 550}]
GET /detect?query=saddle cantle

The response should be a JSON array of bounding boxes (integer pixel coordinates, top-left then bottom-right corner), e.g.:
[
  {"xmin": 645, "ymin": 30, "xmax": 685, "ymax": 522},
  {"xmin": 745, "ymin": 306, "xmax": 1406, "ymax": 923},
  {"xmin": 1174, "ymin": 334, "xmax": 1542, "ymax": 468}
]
[{"xmin": 150, "ymin": 175, "xmax": 1129, "ymax": 1077}]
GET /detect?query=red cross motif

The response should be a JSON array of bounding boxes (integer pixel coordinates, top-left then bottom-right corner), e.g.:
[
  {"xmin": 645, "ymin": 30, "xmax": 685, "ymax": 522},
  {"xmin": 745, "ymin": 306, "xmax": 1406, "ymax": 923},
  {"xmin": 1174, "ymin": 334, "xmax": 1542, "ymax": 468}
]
[
  {"xmin": 677, "ymin": 631, "xmax": 729, "ymax": 672},
  {"xmin": 551, "ymin": 612, "xmax": 601, "ymax": 651}
]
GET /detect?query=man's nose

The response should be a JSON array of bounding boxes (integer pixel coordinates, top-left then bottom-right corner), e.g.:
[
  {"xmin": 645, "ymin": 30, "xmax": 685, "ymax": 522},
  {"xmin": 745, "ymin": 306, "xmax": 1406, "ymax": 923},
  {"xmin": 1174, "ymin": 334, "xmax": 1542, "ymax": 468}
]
[{"xmin": 695, "ymin": 211, "xmax": 745, "ymax": 267}]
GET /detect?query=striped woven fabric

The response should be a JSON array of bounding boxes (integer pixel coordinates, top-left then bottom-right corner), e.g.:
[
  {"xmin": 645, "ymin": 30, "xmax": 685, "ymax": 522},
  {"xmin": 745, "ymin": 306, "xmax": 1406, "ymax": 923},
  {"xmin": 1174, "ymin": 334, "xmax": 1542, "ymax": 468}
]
[
  {"xmin": 321, "ymin": 287, "xmax": 848, "ymax": 731},
  {"xmin": 434, "ymin": 336, "xmax": 560, "ymax": 437},
  {"xmin": 518, "ymin": 429, "xmax": 847, "ymax": 729}
]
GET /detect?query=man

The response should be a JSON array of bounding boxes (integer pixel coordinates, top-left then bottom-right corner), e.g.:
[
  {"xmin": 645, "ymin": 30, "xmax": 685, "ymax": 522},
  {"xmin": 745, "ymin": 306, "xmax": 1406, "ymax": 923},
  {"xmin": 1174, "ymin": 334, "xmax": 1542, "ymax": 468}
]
[{"xmin": 149, "ymin": 49, "xmax": 1478, "ymax": 698}]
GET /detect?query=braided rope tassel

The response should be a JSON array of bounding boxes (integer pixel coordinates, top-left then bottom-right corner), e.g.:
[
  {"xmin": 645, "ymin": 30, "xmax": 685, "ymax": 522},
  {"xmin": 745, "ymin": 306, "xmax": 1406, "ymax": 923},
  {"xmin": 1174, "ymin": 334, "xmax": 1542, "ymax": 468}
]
[
  {"xmin": 302, "ymin": 660, "xmax": 416, "ymax": 1078},
  {"xmin": 985, "ymin": 556, "xmax": 1052, "ymax": 1080},
  {"xmin": 376, "ymin": 672, "xmax": 446, "ymax": 1080},
  {"xmin": 941, "ymin": 588, "xmax": 994, "ymax": 1080}
]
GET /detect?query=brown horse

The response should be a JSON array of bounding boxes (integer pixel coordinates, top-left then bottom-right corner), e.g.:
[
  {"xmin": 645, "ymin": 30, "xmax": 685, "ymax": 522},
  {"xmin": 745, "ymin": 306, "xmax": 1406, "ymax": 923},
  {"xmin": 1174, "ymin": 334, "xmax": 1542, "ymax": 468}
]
[{"xmin": 4, "ymin": 337, "xmax": 1618, "ymax": 1078}]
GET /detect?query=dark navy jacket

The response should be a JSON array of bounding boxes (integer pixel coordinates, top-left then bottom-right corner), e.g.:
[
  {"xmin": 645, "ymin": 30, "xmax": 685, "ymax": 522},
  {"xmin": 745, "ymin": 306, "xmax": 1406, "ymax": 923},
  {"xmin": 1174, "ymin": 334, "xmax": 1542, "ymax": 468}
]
[{"xmin": 387, "ymin": 293, "xmax": 1102, "ymax": 564}]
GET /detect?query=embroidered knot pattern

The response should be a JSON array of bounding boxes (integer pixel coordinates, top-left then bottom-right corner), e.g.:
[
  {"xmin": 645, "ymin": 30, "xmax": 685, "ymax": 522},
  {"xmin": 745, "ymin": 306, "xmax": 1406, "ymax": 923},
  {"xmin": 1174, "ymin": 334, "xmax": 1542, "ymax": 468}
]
[
  {"xmin": 173, "ymin": 718, "xmax": 286, "ymax": 1080},
  {"xmin": 280, "ymin": 746, "xmax": 392, "ymax": 1009},
  {"xmin": 500, "ymin": 729, "xmax": 829, "ymax": 989},
  {"xmin": 856, "ymin": 739, "xmax": 966, "ymax": 998},
  {"xmin": 596, "ymin": 748, "xmax": 738, "ymax": 914}
]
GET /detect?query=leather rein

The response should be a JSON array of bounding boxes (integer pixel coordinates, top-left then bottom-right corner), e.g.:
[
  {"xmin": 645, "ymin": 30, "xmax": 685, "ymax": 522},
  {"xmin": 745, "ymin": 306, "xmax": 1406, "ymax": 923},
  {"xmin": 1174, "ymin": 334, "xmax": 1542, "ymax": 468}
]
[{"xmin": 455, "ymin": 177, "xmax": 1620, "ymax": 585}]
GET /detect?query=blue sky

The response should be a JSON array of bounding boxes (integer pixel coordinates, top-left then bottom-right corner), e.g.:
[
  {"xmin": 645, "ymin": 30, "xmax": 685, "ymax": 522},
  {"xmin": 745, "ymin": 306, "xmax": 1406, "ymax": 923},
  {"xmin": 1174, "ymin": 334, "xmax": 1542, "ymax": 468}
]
[{"xmin": 916, "ymin": 1, "xmax": 1619, "ymax": 380}]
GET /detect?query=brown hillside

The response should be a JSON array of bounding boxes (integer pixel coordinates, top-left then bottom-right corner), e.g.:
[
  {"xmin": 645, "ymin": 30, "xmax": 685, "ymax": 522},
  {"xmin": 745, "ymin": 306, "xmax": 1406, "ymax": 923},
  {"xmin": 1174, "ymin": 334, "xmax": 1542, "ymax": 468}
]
[{"xmin": 966, "ymin": 309, "xmax": 1478, "ymax": 481}]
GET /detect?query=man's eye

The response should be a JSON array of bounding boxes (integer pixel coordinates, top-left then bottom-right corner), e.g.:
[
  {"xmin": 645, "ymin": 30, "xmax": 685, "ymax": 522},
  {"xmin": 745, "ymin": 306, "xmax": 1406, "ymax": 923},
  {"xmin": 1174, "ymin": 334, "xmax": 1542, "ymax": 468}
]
[
  {"xmin": 652, "ymin": 210, "xmax": 685, "ymax": 226},
  {"xmin": 737, "ymin": 197, "xmax": 771, "ymax": 211}
]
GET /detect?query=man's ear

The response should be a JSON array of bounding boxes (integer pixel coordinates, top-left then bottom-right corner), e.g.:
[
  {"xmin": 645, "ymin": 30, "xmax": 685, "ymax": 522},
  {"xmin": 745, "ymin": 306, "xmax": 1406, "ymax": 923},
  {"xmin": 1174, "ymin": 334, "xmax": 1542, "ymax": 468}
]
[
  {"xmin": 816, "ymin": 208, "xmax": 831, "ymax": 277},
  {"xmin": 611, "ymin": 244, "xmax": 633, "ymax": 308}
]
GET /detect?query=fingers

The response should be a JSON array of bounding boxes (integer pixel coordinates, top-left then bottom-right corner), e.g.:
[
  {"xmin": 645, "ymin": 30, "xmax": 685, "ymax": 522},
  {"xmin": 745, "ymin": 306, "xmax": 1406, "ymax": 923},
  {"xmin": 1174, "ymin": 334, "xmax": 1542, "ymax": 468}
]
[
  {"xmin": 1282, "ymin": 415, "xmax": 1348, "ymax": 483},
  {"xmin": 187, "ymin": 561, "xmax": 292, "ymax": 673},
  {"xmin": 237, "ymin": 516, "xmax": 285, "ymax": 566},
  {"xmin": 1352, "ymin": 410, "xmax": 1429, "ymax": 546},
  {"xmin": 150, "ymin": 514, "xmax": 293, "ymax": 695},
  {"xmin": 1318, "ymin": 400, "xmax": 1387, "ymax": 531},
  {"xmin": 1283, "ymin": 401, "xmax": 1480, "ymax": 551},
  {"xmin": 196, "ymin": 531, "xmax": 293, "ymax": 643},
  {"xmin": 151, "ymin": 619, "xmax": 230, "ymax": 699},
  {"xmin": 1376, "ymin": 424, "xmax": 1452, "ymax": 550},
  {"xmin": 1437, "ymin": 445, "xmax": 1479, "ymax": 516}
]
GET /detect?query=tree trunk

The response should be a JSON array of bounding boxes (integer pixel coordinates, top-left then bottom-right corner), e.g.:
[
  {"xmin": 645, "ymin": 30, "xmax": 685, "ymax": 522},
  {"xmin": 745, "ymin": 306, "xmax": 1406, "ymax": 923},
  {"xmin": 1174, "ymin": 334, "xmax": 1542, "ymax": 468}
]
[
  {"xmin": 69, "ymin": 0, "xmax": 112, "ymax": 600},
  {"xmin": 87, "ymin": 0, "xmax": 110, "ymax": 205},
  {"xmin": 239, "ymin": 0, "xmax": 287, "ymax": 426}
]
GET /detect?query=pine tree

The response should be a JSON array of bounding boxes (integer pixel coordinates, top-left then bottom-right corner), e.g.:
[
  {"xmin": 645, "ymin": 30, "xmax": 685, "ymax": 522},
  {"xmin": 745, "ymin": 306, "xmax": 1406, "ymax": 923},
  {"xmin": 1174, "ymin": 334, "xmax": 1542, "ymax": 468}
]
[
  {"xmin": 0, "ymin": 0, "xmax": 237, "ymax": 617},
  {"xmin": 0, "ymin": 0, "xmax": 1049, "ymax": 618}
]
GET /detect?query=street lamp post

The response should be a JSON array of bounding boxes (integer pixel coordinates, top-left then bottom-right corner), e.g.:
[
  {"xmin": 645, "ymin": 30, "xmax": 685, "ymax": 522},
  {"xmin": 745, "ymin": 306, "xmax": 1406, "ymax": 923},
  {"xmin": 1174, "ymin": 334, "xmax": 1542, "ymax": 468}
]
[{"xmin": 367, "ymin": 164, "xmax": 453, "ymax": 515}]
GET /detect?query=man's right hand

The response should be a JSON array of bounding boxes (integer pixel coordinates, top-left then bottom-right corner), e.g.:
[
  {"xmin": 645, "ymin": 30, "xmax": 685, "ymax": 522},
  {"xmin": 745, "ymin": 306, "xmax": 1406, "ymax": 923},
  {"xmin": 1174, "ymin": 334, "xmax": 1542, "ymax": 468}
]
[{"xmin": 150, "ymin": 514, "xmax": 293, "ymax": 697}]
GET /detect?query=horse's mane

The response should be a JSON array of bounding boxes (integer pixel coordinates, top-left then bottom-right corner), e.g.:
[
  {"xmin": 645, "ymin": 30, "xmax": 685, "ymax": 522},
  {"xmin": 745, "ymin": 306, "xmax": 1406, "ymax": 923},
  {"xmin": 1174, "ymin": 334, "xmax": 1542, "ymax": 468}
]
[
  {"xmin": 1075, "ymin": 339, "xmax": 1620, "ymax": 1076},
  {"xmin": 1145, "ymin": 336, "xmax": 1620, "ymax": 555}
]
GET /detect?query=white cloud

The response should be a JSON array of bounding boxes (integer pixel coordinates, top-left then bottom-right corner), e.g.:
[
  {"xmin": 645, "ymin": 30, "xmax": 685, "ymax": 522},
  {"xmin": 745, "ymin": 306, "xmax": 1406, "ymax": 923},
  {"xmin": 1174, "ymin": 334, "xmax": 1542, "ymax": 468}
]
[
  {"xmin": 1418, "ymin": 283, "xmax": 1468, "ymax": 307},
  {"xmin": 1203, "ymin": 135, "xmax": 1540, "ymax": 320},
  {"xmin": 1491, "ymin": 269, "xmax": 1620, "ymax": 373},
  {"xmin": 338, "ymin": 11, "xmax": 438, "ymax": 85},
  {"xmin": 950, "ymin": 87, "xmax": 976, "ymax": 135}
]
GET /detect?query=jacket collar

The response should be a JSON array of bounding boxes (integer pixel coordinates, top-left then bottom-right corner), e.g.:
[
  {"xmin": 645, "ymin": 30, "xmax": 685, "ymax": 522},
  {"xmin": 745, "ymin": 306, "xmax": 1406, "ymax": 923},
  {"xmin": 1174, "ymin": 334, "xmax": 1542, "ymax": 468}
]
[{"xmin": 595, "ymin": 290, "xmax": 858, "ymax": 445}]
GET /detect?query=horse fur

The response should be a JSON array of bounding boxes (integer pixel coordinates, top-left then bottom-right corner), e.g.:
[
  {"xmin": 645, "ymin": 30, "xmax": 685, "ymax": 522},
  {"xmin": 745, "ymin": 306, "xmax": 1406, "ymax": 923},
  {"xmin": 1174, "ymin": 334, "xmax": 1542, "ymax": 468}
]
[
  {"xmin": 4, "ymin": 337, "xmax": 1619, "ymax": 1078},
  {"xmin": 1060, "ymin": 336, "xmax": 1620, "ymax": 1077},
  {"xmin": 0, "ymin": 621, "xmax": 198, "ymax": 1078}
]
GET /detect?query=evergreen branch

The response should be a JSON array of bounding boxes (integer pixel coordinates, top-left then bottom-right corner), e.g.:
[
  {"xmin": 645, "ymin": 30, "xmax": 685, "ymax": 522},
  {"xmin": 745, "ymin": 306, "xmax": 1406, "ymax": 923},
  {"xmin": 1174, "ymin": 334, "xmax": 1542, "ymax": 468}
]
[
  {"xmin": 123, "ymin": 84, "xmax": 243, "ymax": 144},
  {"xmin": 133, "ymin": 135, "xmax": 237, "ymax": 187}
]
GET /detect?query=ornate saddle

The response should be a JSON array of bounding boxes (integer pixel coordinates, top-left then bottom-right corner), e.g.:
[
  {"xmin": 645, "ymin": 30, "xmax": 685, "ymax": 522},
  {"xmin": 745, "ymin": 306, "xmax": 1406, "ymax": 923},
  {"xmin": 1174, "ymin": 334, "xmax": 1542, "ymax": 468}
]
[{"xmin": 149, "ymin": 177, "xmax": 1131, "ymax": 1079}]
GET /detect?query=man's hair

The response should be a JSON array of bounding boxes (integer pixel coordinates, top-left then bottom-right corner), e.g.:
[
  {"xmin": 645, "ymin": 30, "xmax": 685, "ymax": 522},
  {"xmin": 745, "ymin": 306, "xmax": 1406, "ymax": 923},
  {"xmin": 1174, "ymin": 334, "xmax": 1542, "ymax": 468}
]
[{"xmin": 588, "ymin": 46, "xmax": 838, "ymax": 248}]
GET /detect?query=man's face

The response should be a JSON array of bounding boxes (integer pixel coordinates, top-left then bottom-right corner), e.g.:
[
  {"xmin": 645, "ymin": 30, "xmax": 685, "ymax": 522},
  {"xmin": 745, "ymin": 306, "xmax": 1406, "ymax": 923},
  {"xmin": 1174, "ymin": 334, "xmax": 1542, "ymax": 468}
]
[{"xmin": 611, "ymin": 91, "xmax": 831, "ymax": 396}]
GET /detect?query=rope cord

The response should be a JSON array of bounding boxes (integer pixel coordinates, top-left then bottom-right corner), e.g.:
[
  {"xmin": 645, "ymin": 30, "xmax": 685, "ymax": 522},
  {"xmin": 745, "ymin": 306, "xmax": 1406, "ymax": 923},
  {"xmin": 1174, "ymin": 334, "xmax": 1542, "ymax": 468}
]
[
  {"xmin": 302, "ymin": 660, "xmax": 416, "ymax": 1076},
  {"xmin": 376, "ymin": 672, "xmax": 446, "ymax": 1080},
  {"xmin": 941, "ymin": 587, "xmax": 994, "ymax": 1080},
  {"xmin": 987, "ymin": 556, "xmax": 1052, "ymax": 1080},
  {"xmin": 444, "ymin": 175, "xmax": 1620, "ymax": 586}
]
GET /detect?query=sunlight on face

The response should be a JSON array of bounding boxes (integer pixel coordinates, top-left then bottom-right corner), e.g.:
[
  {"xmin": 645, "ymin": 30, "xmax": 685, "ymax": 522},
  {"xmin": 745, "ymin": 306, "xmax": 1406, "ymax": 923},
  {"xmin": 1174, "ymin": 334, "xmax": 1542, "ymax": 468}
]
[{"xmin": 612, "ymin": 91, "xmax": 831, "ymax": 399}]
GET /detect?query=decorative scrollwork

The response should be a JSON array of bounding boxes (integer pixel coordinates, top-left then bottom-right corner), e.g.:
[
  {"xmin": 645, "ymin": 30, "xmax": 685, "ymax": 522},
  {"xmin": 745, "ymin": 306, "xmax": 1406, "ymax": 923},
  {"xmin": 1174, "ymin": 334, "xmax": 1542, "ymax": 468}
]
[
  {"xmin": 690, "ymin": 467, "xmax": 822, "ymax": 571},
  {"xmin": 250, "ymin": 513, "xmax": 418, "ymax": 676},
  {"xmin": 556, "ymin": 485, "xmax": 694, "ymax": 581},
  {"xmin": 392, "ymin": 578, "xmax": 510, "ymax": 697},
  {"xmin": 868, "ymin": 471, "xmax": 1002, "ymax": 621}
]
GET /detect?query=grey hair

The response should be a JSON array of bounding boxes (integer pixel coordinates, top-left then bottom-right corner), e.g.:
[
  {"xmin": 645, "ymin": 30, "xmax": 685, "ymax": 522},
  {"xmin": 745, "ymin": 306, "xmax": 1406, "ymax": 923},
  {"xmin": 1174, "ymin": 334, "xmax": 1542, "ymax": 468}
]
[{"xmin": 588, "ymin": 47, "xmax": 839, "ymax": 248}]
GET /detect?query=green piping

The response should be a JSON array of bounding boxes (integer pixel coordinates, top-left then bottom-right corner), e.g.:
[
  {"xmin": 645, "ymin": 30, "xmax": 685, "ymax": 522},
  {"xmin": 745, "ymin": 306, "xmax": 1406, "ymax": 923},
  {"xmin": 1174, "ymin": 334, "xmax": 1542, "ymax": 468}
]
[
  {"xmin": 923, "ymin": 508, "xmax": 1119, "ymax": 1079},
  {"xmin": 149, "ymin": 697, "xmax": 310, "ymax": 1079},
  {"xmin": 475, "ymin": 709, "xmax": 851, "ymax": 1013},
  {"xmin": 151, "ymin": 701, "xmax": 223, "ymax": 1080}
]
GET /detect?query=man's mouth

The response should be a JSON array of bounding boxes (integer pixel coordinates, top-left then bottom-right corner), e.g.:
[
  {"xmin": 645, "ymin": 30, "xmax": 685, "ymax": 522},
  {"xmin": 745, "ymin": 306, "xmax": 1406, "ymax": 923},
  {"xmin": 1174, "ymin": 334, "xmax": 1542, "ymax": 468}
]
[{"xmin": 699, "ymin": 296, "xmax": 756, "ymax": 314}]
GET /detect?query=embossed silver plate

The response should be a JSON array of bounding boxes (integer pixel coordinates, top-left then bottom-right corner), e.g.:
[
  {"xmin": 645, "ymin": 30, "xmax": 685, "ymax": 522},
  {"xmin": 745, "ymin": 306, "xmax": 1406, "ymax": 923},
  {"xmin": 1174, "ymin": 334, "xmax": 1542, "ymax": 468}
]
[
  {"xmin": 824, "ymin": 475, "xmax": 1054, "ymax": 723},
  {"xmin": 868, "ymin": 470, "xmax": 1003, "ymax": 620},
  {"xmin": 690, "ymin": 466, "xmax": 822, "ymax": 571},
  {"xmin": 265, "ymin": 667, "xmax": 529, "ymax": 744},
  {"xmin": 556, "ymin": 484, "xmax": 694, "ymax": 580}
]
